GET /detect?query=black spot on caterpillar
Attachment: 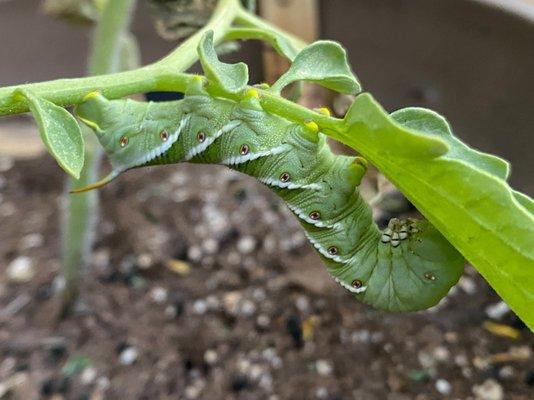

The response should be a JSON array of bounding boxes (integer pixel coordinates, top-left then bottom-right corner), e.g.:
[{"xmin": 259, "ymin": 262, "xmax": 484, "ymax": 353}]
[{"xmin": 74, "ymin": 87, "xmax": 464, "ymax": 312}]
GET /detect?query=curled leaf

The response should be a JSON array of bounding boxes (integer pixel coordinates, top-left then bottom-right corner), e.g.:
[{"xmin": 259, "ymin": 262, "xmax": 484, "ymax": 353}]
[
  {"xmin": 224, "ymin": 28, "xmax": 298, "ymax": 61},
  {"xmin": 17, "ymin": 90, "xmax": 85, "ymax": 179},
  {"xmin": 198, "ymin": 30, "xmax": 249, "ymax": 93},
  {"xmin": 271, "ymin": 41, "xmax": 361, "ymax": 94}
]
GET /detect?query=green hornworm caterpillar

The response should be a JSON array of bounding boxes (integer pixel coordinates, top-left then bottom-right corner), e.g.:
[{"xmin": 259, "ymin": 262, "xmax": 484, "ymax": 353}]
[{"xmin": 74, "ymin": 82, "xmax": 464, "ymax": 312}]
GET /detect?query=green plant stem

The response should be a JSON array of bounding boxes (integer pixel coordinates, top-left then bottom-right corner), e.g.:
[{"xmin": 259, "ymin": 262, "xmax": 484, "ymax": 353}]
[
  {"xmin": 0, "ymin": 0, "xmax": 308, "ymax": 118},
  {"xmin": 234, "ymin": 7, "xmax": 307, "ymax": 51},
  {"xmin": 88, "ymin": 0, "xmax": 136, "ymax": 75},
  {"xmin": 157, "ymin": 0, "xmax": 240, "ymax": 68},
  {"xmin": 61, "ymin": 0, "xmax": 137, "ymax": 310}
]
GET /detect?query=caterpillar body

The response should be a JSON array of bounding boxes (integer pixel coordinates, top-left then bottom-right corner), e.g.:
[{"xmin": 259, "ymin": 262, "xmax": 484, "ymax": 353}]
[{"xmin": 75, "ymin": 86, "xmax": 464, "ymax": 312}]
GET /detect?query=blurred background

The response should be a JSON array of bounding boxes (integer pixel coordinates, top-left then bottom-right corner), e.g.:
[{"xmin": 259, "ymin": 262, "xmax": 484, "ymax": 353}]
[{"xmin": 0, "ymin": 0, "xmax": 533, "ymax": 399}]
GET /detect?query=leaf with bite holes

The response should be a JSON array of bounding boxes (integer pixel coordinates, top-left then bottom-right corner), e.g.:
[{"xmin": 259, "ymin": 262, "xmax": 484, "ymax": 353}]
[
  {"xmin": 271, "ymin": 41, "xmax": 360, "ymax": 94},
  {"xmin": 327, "ymin": 94, "xmax": 534, "ymax": 329},
  {"xmin": 198, "ymin": 30, "xmax": 248, "ymax": 93}
]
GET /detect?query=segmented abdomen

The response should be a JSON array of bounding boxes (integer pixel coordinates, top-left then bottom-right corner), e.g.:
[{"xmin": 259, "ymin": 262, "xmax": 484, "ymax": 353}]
[{"xmin": 80, "ymin": 92, "xmax": 465, "ymax": 312}]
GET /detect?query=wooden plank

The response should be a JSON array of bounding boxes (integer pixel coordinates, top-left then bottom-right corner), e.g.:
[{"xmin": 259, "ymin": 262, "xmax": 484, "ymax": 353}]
[{"xmin": 259, "ymin": 0, "xmax": 319, "ymax": 84}]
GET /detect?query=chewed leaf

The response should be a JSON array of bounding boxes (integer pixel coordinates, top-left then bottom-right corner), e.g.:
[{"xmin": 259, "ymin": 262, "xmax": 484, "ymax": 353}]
[
  {"xmin": 391, "ymin": 107, "xmax": 510, "ymax": 180},
  {"xmin": 340, "ymin": 94, "xmax": 449, "ymax": 159},
  {"xmin": 17, "ymin": 89, "xmax": 84, "ymax": 179},
  {"xmin": 198, "ymin": 30, "xmax": 248, "ymax": 93},
  {"xmin": 224, "ymin": 28, "xmax": 298, "ymax": 61},
  {"xmin": 271, "ymin": 41, "xmax": 361, "ymax": 94},
  {"xmin": 326, "ymin": 93, "xmax": 534, "ymax": 330}
]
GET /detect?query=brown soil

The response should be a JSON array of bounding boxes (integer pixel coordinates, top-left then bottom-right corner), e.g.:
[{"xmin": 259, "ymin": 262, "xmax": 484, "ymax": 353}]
[{"xmin": 0, "ymin": 122, "xmax": 533, "ymax": 400}]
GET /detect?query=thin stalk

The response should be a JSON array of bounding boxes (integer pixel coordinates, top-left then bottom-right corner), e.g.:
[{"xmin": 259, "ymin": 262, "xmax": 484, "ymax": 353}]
[
  {"xmin": 234, "ymin": 7, "xmax": 307, "ymax": 51},
  {"xmin": 88, "ymin": 0, "xmax": 137, "ymax": 75},
  {"xmin": 61, "ymin": 0, "xmax": 137, "ymax": 311},
  {"xmin": 0, "ymin": 0, "xmax": 241, "ymax": 117}
]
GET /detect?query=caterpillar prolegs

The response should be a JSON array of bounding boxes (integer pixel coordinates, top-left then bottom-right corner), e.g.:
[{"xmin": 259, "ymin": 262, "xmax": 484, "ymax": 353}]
[{"xmin": 75, "ymin": 87, "xmax": 464, "ymax": 312}]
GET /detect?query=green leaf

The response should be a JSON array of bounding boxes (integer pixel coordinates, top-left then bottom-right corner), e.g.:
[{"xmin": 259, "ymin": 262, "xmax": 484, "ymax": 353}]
[
  {"xmin": 341, "ymin": 94, "xmax": 449, "ymax": 159},
  {"xmin": 328, "ymin": 94, "xmax": 534, "ymax": 330},
  {"xmin": 392, "ymin": 107, "xmax": 510, "ymax": 180},
  {"xmin": 271, "ymin": 41, "xmax": 361, "ymax": 94},
  {"xmin": 198, "ymin": 30, "xmax": 248, "ymax": 93},
  {"xmin": 224, "ymin": 27, "xmax": 299, "ymax": 61},
  {"xmin": 16, "ymin": 89, "xmax": 84, "ymax": 179}
]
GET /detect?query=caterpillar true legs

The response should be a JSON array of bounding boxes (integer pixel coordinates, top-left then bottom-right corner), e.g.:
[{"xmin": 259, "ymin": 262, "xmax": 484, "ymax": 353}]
[{"xmin": 74, "ymin": 89, "xmax": 464, "ymax": 312}]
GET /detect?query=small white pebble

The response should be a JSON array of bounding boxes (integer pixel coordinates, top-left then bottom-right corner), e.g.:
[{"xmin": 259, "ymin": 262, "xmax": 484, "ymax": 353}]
[
  {"xmin": 187, "ymin": 246, "xmax": 202, "ymax": 262},
  {"xmin": 316, "ymin": 387, "xmax": 328, "ymax": 399},
  {"xmin": 80, "ymin": 366, "xmax": 97, "ymax": 385},
  {"xmin": 458, "ymin": 276, "xmax": 477, "ymax": 295},
  {"xmin": 259, "ymin": 373, "xmax": 273, "ymax": 390},
  {"xmin": 240, "ymin": 299, "xmax": 256, "ymax": 317},
  {"xmin": 185, "ymin": 385, "xmax": 201, "ymax": 399},
  {"xmin": 119, "ymin": 347, "xmax": 138, "ymax": 365},
  {"xmin": 204, "ymin": 350, "xmax": 218, "ymax": 365},
  {"xmin": 252, "ymin": 288, "xmax": 266, "ymax": 301},
  {"xmin": 249, "ymin": 364, "xmax": 263, "ymax": 380},
  {"xmin": 193, "ymin": 299, "xmax": 208, "ymax": 315},
  {"xmin": 19, "ymin": 233, "xmax": 44, "ymax": 250},
  {"xmin": 454, "ymin": 354, "xmax": 469, "ymax": 367},
  {"xmin": 96, "ymin": 376, "xmax": 111, "ymax": 390},
  {"xmin": 52, "ymin": 275, "xmax": 66, "ymax": 293},
  {"xmin": 237, "ymin": 236, "xmax": 256, "ymax": 254},
  {"xmin": 435, "ymin": 379, "xmax": 452, "ymax": 395},
  {"xmin": 256, "ymin": 314, "xmax": 271, "ymax": 329},
  {"xmin": 137, "ymin": 253, "xmax": 153, "ymax": 269},
  {"xmin": 472, "ymin": 379, "xmax": 503, "ymax": 400},
  {"xmin": 315, "ymin": 359, "xmax": 333, "ymax": 376},
  {"xmin": 7, "ymin": 257, "xmax": 34, "ymax": 283},
  {"xmin": 149, "ymin": 286, "xmax": 168, "ymax": 304},
  {"xmin": 295, "ymin": 295, "xmax": 310, "ymax": 313},
  {"xmin": 351, "ymin": 330, "xmax": 371, "ymax": 344},
  {"xmin": 498, "ymin": 365, "xmax": 515, "ymax": 380},
  {"xmin": 93, "ymin": 249, "xmax": 111, "ymax": 269},
  {"xmin": 433, "ymin": 346, "xmax": 450, "ymax": 362},
  {"xmin": 485, "ymin": 301, "xmax": 510, "ymax": 320},
  {"xmin": 202, "ymin": 238, "xmax": 219, "ymax": 254}
]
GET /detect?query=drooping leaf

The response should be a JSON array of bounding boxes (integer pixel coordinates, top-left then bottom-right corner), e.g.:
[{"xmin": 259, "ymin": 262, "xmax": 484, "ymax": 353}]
[
  {"xmin": 327, "ymin": 94, "xmax": 534, "ymax": 329},
  {"xmin": 198, "ymin": 30, "xmax": 249, "ymax": 93},
  {"xmin": 17, "ymin": 90, "xmax": 85, "ymax": 179},
  {"xmin": 271, "ymin": 41, "xmax": 361, "ymax": 94}
]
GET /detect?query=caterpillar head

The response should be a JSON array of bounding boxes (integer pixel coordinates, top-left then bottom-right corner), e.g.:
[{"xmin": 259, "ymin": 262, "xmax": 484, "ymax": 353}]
[{"xmin": 73, "ymin": 92, "xmax": 183, "ymax": 192}]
